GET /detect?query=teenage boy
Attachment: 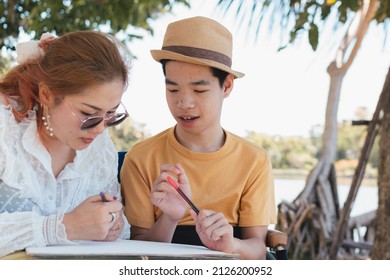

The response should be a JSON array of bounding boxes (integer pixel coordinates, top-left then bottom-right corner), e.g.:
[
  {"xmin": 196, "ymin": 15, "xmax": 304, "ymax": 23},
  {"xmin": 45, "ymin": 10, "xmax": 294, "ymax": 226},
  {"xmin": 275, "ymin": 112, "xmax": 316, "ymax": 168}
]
[{"xmin": 121, "ymin": 16, "xmax": 276, "ymax": 259}]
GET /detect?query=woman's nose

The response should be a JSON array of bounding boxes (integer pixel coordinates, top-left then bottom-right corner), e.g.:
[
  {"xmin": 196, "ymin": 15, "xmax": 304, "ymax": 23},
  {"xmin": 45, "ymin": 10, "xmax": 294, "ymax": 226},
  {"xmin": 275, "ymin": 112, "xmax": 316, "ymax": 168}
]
[{"xmin": 89, "ymin": 120, "xmax": 106, "ymax": 135}]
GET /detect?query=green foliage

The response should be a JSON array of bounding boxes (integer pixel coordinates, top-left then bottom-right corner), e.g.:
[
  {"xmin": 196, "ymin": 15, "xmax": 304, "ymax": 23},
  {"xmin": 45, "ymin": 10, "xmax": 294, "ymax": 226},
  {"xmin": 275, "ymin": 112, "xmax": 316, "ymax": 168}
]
[
  {"xmin": 337, "ymin": 120, "xmax": 366, "ymax": 160},
  {"xmin": 0, "ymin": 0, "xmax": 190, "ymax": 49},
  {"xmin": 216, "ymin": 0, "xmax": 390, "ymax": 51},
  {"xmin": 246, "ymin": 131, "xmax": 319, "ymax": 170},
  {"xmin": 376, "ymin": 0, "xmax": 390, "ymax": 22},
  {"xmin": 245, "ymin": 118, "xmax": 379, "ymax": 174},
  {"xmin": 334, "ymin": 120, "xmax": 379, "ymax": 179},
  {"xmin": 108, "ymin": 118, "xmax": 150, "ymax": 152},
  {"xmin": 308, "ymin": 22, "xmax": 319, "ymax": 50},
  {"xmin": 0, "ymin": 54, "xmax": 11, "ymax": 76}
]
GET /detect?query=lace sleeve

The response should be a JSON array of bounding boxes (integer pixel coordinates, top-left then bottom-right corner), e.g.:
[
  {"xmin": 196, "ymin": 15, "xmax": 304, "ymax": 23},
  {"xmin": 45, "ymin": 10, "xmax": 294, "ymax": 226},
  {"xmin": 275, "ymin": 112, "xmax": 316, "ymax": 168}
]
[
  {"xmin": 0, "ymin": 211, "xmax": 45, "ymax": 257},
  {"xmin": 0, "ymin": 181, "xmax": 74, "ymax": 257},
  {"xmin": 42, "ymin": 213, "xmax": 75, "ymax": 246}
]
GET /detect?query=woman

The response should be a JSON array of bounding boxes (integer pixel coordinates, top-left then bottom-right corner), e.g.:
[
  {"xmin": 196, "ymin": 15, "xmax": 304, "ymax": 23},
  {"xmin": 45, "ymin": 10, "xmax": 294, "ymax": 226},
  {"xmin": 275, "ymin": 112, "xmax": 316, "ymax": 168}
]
[{"xmin": 0, "ymin": 31, "xmax": 131, "ymax": 257}]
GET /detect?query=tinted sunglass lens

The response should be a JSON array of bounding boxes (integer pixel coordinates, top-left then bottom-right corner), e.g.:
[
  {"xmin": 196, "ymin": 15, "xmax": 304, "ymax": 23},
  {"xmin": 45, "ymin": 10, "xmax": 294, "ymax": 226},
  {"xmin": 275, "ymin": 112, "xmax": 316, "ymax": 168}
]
[
  {"xmin": 80, "ymin": 118, "xmax": 103, "ymax": 130},
  {"xmin": 106, "ymin": 114, "xmax": 128, "ymax": 127}
]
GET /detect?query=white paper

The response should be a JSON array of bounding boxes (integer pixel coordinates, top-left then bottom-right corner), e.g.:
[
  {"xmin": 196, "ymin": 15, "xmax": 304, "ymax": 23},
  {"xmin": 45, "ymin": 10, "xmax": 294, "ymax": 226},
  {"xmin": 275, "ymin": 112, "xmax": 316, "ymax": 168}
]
[{"xmin": 26, "ymin": 239, "xmax": 234, "ymax": 258}]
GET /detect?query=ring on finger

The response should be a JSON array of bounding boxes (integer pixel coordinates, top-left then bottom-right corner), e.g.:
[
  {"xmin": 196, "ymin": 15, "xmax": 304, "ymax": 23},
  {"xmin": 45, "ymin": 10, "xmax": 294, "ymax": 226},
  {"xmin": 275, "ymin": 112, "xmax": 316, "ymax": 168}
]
[{"xmin": 109, "ymin": 212, "xmax": 117, "ymax": 223}]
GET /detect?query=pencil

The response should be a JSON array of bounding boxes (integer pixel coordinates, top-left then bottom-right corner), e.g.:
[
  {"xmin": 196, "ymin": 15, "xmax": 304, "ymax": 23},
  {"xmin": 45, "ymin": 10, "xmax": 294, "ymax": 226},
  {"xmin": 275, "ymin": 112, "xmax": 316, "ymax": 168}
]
[
  {"xmin": 167, "ymin": 176, "xmax": 199, "ymax": 214},
  {"xmin": 99, "ymin": 191, "xmax": 108, "ymax": 202}
]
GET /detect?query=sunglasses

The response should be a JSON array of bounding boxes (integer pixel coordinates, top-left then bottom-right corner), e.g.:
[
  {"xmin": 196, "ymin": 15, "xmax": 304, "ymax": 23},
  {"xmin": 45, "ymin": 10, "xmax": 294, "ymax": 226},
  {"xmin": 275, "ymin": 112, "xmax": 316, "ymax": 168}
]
[{"xmin": 64, "ymin": 101, "xmax": 129, "ymax": 130}]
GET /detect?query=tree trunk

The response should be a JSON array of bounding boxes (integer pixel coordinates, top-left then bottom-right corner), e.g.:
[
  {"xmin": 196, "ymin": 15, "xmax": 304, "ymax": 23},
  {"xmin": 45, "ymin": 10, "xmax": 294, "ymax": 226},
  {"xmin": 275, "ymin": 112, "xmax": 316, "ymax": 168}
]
[
  {"xmin": 279, "ymin": 63, "xmax": 344, "ymax": 260},
  {"xmin": 371, "ymin": 67, "xmax": 390, "ymax": 259},
  {"xmin": 276, "ymin": 0, "xmax": 379, "ymax": 259}
]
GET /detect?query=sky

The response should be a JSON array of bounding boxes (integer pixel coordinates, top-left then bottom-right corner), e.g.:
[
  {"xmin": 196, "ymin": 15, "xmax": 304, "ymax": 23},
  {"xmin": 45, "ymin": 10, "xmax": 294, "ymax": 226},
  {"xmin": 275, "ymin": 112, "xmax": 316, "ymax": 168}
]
[{"xmin": 122, "ymin": 0, "xmax": 390, "ymax": 138}]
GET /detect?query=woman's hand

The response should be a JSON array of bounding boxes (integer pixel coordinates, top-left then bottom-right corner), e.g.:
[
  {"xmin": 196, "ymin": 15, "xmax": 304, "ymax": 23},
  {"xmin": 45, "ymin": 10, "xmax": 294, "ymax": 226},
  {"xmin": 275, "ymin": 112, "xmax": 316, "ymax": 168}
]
[
  {"xmin": 103, "ymin": 213, "xmax": 125, "ymax": 241},
  {"xmin": 63, "ymin": 193, "xmax": 124, "ymax": 241},
  {"xmin": 150, "ymin": 163, "xmax": 191, "ymax": 221}
]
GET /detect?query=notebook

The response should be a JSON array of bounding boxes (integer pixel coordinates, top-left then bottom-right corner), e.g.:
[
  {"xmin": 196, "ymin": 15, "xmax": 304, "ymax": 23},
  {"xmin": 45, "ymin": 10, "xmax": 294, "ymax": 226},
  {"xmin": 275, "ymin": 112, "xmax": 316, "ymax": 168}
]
[{"xmin": 26, "ymin": 239, "xmax": 237, "ymax": 259}]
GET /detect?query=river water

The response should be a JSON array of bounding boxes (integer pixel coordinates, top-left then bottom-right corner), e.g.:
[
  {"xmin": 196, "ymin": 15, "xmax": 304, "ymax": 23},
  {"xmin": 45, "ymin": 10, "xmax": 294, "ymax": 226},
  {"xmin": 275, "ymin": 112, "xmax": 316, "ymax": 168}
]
[{"xmin": 274, "ymin": 179, "xmax": 378, "ymax": 217}]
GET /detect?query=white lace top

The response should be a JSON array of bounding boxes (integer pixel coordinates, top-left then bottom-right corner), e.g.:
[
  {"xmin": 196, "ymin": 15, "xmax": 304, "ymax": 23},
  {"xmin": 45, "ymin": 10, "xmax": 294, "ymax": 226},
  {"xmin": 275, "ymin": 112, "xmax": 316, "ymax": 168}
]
[{"xmin": 0, "ymin": 98, "xmax": 130, "ymax": 257}]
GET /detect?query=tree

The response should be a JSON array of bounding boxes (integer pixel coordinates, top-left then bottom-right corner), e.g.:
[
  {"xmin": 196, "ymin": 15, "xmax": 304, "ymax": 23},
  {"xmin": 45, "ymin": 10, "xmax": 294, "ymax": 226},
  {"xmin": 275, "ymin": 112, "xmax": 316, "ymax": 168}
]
[
  {"xmin": 0, "ymin": 0, "xmax": 189, "ymax": 50},
  {"xmin": 246, "ymin": 131, "xmax": 319, "ymax": 170},
  {"xmin": 216, "ymin": 0, "xmax": 389, "ymax": 259},
  {"xmin": 371, "ymin": 67, "xmax": 390, "ymax": 259}
]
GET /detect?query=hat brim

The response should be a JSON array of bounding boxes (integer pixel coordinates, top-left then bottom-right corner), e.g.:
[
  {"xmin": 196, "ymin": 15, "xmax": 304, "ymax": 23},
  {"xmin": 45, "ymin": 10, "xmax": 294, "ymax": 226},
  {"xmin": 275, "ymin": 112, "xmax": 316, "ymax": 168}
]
[{"xmin": 150, "ymin": 50, "xmax": 245, "ymax": 79}]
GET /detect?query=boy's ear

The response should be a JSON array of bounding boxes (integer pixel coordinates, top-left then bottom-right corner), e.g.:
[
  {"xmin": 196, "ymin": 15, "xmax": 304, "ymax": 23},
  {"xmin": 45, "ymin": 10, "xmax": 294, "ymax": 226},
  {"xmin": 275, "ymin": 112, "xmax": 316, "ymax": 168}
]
[
  {"xmin": 223, "ymin": 73, "xmax": 235, "ymax": 98},
  {"xmin": 38, "ymin": 83, "xmax": 55, "ymax": 106}
]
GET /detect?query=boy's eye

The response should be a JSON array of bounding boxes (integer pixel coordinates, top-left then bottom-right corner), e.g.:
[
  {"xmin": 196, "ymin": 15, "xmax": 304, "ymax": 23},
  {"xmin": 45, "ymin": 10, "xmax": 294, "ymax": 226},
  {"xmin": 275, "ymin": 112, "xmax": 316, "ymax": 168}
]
[
  {"xmin": 194, "ymin": 89, "xmax": 207, "ymax": 93},
  {"xmin": 193, "ymin": 87, "xmax": 209, "ymax": 93},
  {"xmin": 167, "ymin": 88, "xmax": 178, "ymax": 93}
]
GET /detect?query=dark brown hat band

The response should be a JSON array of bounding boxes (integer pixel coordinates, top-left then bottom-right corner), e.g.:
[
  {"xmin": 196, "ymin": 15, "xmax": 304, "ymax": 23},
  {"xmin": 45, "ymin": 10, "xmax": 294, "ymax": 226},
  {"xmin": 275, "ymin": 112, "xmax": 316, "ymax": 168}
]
[{"xmin": 162, "ymin": 46, "xmax": 232, "ymax": 67}]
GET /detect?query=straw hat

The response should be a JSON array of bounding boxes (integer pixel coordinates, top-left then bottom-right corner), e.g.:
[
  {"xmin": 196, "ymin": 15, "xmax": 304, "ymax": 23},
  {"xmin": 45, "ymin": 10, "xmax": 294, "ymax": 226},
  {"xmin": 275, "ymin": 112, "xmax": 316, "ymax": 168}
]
[{"xmin": 151, "ymin": 16, "xmax": 244, "ymax": 78}]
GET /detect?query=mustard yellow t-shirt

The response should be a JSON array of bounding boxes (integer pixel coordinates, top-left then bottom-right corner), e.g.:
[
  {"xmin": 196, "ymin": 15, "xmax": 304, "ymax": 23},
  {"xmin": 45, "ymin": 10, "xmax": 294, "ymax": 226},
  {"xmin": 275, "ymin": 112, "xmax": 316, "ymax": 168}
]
[{"xmin": 121, "ymin": 127, "xmax": 276, "ymax": 229}]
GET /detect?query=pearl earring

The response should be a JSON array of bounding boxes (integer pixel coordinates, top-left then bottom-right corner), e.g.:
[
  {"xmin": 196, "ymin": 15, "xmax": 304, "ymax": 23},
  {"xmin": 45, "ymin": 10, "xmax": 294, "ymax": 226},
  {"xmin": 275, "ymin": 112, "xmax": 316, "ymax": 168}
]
[{"xmin": 42, "ymin": 105, "xmax": 54, "ymax": 137}]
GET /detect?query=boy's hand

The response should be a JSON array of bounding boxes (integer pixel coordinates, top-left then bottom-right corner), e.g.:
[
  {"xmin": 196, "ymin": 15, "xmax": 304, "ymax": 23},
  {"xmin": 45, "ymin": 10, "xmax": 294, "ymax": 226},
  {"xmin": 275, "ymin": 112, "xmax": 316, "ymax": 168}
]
[{"xmin": 151, "ymin": 163, "xmax": 191, "ymax": 221}]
